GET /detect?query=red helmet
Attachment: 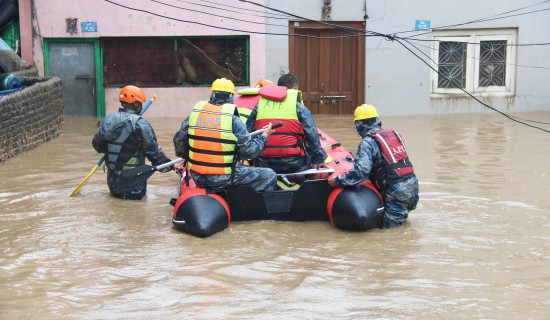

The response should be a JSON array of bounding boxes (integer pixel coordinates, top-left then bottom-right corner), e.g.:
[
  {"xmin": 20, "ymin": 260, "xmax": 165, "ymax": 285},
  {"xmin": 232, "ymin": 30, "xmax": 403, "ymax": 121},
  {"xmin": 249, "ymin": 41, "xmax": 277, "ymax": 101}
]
[
  {"xmin": 256, "ymin": 79, "xmax": 276, "ymax": 88},
  {"xmin": 119, "ymin": 85, "xmax": 146, "ymax": 103}
]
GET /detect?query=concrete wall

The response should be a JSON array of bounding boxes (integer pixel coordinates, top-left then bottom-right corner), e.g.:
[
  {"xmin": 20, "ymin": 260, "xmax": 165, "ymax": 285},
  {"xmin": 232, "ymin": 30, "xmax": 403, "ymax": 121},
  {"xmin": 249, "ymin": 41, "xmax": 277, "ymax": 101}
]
[
  {"xmin": 29, "ymin": 0, "xmax": 267, "ymax": 118},
  {"xmin": 264, "ymin": 0, "xmax": 550, "ymax": 115},
  {"xmin": 0, "ymin": 76, "xmax": 64, "ymax": 162}
]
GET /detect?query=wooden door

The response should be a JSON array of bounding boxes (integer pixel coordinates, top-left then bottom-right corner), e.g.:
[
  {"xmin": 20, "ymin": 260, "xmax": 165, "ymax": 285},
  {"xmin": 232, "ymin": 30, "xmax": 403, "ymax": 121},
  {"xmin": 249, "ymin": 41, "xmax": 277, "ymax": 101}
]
[{"xmin": 289, "ymin": 21, "xmax": 365, "ymax": 115}]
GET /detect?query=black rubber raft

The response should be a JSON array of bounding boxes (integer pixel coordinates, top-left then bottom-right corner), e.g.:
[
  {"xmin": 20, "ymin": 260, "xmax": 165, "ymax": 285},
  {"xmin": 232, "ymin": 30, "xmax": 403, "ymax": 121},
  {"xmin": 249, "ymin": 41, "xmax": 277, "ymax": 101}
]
[{"xmin": 170, "ymin": 128, "xmax": 384, "ymax": 238}]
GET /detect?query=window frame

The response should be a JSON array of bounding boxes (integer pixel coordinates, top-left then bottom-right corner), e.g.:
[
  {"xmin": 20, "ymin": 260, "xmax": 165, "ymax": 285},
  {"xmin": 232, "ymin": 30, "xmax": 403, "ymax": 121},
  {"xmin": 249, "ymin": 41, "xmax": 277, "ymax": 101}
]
[
  {"xmin": 430, "ymin": 28, "xmax": 517, "ymax": 97},
  {"xmin": 101, "ymin": 35, "xmax": 250, "ymax": 88}
]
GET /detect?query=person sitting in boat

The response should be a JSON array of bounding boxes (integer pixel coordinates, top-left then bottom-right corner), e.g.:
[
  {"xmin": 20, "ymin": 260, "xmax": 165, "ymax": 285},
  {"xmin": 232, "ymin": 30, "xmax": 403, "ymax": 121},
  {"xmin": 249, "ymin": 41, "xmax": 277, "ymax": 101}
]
[
  {"xmin": 245, "ymin": 73, "xmax": 328, "ymax": 180},
  {"xmin": 92, "ymin": 85, "xmax": 172, "ymax": 200},
  {"xmin": 233, "ymin": 79, "xmax": 276, "ymax": 125},
  {"xmin": 173, "ymin": 78, "xmax": 278, "ymax": 193},
  {"xmin": 328, "ymin": 104, "xmax": 419, "ymax": 228}
]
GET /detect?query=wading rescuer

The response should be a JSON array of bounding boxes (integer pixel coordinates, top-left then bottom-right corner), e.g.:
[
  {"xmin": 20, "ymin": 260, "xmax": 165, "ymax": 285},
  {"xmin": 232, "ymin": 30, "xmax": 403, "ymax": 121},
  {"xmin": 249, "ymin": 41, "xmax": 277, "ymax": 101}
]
[
  {"xmin": 92, "ymin": 85, "xmax": 172, "ymax": 200},
  {"xmin": 328, "ymin": 104, "xmax": 419, "ymax": 228},
  {"xmin": 245, "ymin": 73, "xmax": 328, "ymax": 179},
  {"xmin": 173, "ymin": 78, "xmax": 277, "ymax": 192}
]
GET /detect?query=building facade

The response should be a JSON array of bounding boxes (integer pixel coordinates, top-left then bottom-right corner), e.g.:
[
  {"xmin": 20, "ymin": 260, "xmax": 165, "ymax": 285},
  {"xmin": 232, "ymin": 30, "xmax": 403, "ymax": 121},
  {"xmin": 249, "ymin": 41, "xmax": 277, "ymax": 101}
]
[{"xmin": 11, "ymin": 0, "xmax": 550, "ymax": 117}]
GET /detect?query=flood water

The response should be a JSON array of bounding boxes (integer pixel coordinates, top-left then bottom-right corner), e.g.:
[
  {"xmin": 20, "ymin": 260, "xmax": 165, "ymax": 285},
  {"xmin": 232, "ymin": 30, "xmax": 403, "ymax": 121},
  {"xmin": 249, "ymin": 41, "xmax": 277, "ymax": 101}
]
[{"xmin": 1, "ymin": 111, "xmax": 549, "ymax": 319}]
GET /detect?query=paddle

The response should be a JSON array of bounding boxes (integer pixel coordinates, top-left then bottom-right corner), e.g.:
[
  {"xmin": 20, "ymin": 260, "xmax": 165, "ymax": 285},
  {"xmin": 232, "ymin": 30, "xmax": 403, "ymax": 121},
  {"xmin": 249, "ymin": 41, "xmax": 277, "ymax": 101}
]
[
  {"xmin": 276, "ymin": 167, "xmax": 335, "ymax": 177},
  {"xmin": 69, "ymin": 95, "xmax": 157, "ymax": 197},
  {"xmin": 118, "ymin": 122, "xmax": 284, "ymax": 186},
  {"xmin": 118, "ymin": 157, "xmax": 185, "ymax": 188}
]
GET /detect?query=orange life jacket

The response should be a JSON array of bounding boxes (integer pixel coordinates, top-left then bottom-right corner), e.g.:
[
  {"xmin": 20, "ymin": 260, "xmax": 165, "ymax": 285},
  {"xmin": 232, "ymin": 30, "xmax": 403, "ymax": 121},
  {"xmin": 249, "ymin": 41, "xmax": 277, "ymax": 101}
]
[{"xmin": 187, "ymin": 102, "xmax": 238, "ymax": 175}]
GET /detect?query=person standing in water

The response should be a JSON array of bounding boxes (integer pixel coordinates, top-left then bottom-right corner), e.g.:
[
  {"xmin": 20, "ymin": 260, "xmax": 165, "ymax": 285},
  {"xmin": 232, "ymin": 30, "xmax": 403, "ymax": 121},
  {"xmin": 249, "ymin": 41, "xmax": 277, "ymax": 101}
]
[
  {"xmin": 92, "ymin": 85, "xmax": 172, "ymax": 200},
  {"xmin": 328, "ymin": 104, "xmax": 419, "ymax": 228}
]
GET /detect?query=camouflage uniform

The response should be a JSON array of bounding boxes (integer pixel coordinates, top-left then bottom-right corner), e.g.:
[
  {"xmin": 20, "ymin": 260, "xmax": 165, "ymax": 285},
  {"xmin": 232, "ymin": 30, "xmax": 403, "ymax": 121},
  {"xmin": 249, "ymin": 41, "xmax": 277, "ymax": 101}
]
[
  {"xmin": 173, "ymin": 113, "xmax": 276, "ymax": 193},
  {"xmin": 245, "ymin": 102, "xmax": 327, "ymax": 174},
  {"xmin": 333, "ymin": 118, "xmax": 419, "ymax": 228},
  {"xmin": 92, "ymin": 108, "xmax": 171, "ymax": 200}
]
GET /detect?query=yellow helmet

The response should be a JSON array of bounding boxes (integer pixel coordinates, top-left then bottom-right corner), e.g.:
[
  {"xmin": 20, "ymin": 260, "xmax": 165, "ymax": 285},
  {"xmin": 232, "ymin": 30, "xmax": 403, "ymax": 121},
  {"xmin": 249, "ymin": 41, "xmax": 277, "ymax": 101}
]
[
  {"xmin": 354, "ymin": 104, "xmax": 379, "ymax": 121},
  {"xmin": 211, "ymin": 78, "xmax": 235, "ymax": 94}
]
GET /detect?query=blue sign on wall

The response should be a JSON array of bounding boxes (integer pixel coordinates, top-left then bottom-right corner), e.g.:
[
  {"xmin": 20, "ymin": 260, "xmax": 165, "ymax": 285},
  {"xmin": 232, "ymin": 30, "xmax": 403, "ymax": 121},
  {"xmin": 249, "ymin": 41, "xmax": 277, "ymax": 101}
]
[
  {"xmin": 415, "ymin": 20, "xmax": 431, "ymax": 30},
  {"xmin": 81, "ymin": 22, "xmax": 97, "ymax": 33}
]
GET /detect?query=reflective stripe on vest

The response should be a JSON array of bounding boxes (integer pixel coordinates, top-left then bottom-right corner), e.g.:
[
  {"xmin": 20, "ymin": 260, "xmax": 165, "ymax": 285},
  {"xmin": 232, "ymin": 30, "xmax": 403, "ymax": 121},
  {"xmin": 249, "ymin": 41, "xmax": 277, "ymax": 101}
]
[
  {"xmin": 234, "ymin": 94, "xmax": 260, "ymax": 124},
  {"xmin": 188, "ymin": 101, "xmax": 238, "ymax": 175},
  {"xmin": 254, "ymin": 89, "xmax": 305, "ymax": 157},
  {"xmin": 237, "ymin": 106, "xmax": 252, "ymax": 124},
  {"xmin": 371, "ymin": 128, "xmax": 414, "ymax": 184}
]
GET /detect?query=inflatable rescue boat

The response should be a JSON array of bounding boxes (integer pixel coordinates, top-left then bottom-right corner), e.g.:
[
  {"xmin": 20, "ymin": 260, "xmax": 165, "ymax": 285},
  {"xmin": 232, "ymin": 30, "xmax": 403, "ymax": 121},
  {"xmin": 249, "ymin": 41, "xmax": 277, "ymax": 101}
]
[{"xmin": 170, "ymin": 128, "xmax": 385, "ymax": 238}]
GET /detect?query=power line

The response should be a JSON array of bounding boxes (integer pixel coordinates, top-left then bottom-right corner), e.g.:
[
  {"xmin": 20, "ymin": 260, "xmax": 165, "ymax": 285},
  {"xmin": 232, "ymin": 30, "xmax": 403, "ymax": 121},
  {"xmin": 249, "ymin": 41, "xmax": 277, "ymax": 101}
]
[
  {"xmin": 192, "ymin": 0, "xmax": 293, "ymax": 19},
  {"xmin": 103, "ymin": 0, "xmax": 374, "ymax": 39},
  {"xmin": 104, "ymin": 0, "xmax": 550, "ymax": 131},
  {"xmin": 400, "ymin": 38, "xmax": 550, "ymax": 70},
  {"xmin": 396, "ymin": 38, "xmax": 550, "ymax": 132},
  {"xmin": 400, "ymin": 36, "xmax": 550, "ymax": 48},
  {"xmin": 239, "ymin": 0, "xmax": 550, "ymax": 132},
  {"xmin": 150, "ymin": 0, "xmax": 289, "ymax": 28},
  {"xmin": 397, "ymin": 3, "xmax": 550, "ymax": 37}
]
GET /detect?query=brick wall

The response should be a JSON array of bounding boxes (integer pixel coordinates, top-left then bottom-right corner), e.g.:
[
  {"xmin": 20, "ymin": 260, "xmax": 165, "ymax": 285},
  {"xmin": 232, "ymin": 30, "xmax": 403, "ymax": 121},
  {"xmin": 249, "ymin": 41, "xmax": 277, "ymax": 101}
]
[{"xmin": 0, "ymin": 76, "xmax": 64, "ymax": 162}]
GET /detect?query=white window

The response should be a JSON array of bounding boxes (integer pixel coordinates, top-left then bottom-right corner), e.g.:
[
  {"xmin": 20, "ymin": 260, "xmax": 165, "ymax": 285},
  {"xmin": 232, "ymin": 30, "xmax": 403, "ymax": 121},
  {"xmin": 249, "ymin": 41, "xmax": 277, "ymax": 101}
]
[{"xmin": 431, "ymin": 29, "xmax": 517, "ymax": 97}]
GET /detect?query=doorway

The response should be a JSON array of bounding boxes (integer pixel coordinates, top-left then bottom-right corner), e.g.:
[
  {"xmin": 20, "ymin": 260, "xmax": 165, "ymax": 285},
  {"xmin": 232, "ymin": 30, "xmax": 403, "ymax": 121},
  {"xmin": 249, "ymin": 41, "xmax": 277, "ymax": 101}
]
[
  {"xmin": 289, "ymin": 21, "xmax": 365, "ymax": 115},
  {"xmin": 45, "ymin": 39, "xmax": 104, "ymax": 117}
]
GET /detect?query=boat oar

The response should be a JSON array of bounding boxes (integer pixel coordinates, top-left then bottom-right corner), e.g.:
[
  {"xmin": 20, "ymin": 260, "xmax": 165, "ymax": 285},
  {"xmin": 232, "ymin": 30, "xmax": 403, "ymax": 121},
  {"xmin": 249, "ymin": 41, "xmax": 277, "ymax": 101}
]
[
  {"xmin": 69, "ymin": 95, "xmax": 157, "ymax": 197},
  {"xmin": 118, "ymin": 122, "xmax": 283, "ymax": 188},
  {"xmin": 276, "ymin": 167, "xmax": 335, "ymax": 177},
  {"xmin": 118, "ymin": 158, "xmax": 185, "ymax": 188}
]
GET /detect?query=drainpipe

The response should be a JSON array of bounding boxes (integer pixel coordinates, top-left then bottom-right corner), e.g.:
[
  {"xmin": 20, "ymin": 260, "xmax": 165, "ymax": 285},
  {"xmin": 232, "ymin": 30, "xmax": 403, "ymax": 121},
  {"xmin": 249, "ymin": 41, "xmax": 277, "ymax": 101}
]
[{"xmin": 19, "ymin": 0, "xmax": 33, "ymax": 64}]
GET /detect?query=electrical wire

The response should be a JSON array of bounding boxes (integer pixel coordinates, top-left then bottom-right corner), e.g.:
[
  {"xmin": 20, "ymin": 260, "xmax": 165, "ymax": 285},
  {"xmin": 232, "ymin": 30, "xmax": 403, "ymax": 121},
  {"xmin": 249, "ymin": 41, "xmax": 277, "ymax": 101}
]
[
  {"xmin": 396, "ymin": 37, "xmax": 550, "ymax": 132},
  {"xmin": 103, "ymin": 0, "xmax": 550, "ymax": 131},
  {"xmin": 401, "ymin": 39, "xmax": 550, "ymax": 71},
  {"xmin": 103, "ymin": 0, "xmax": 374, "ymax": 39},
  {"xmin": 192, "ymin": 0, "xmax": 293, "ymax": 19},
  {"xmin": 397, "ymin": 4, "xmax": 550, "ymax": 38},
  {"xmin": 150, "ymin": 0, "xmax": 289, "ymax": 28},
  {"xmin": 403, "ymin": 36, "xmax": 550, "ymax": 126},
  {"xmin": 239, "ymin": 0, "xmax": 550, "ymax": 131}
]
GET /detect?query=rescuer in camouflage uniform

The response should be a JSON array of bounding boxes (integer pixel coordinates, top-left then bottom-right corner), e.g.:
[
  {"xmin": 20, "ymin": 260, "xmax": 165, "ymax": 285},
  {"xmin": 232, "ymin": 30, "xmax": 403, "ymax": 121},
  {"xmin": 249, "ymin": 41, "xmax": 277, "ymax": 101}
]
[
  {"xmin": 92, "ymin": 85, "xmax": 172, "ymax": 200},
  {"xmin": 245, "ymin": 73, "xmax": 328, "ymax": 175},
  {"xmin": 173, "ymin": 78, "xmax": 277, "ymax": 192},
  {"xmin": 328, "ymin": 104, "xmax": 419, "ymax": 228}
]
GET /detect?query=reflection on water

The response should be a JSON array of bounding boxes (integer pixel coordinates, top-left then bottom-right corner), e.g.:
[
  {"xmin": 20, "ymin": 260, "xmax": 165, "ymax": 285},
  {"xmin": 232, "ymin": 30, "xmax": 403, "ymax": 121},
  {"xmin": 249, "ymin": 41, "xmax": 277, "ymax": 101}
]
[
  {"xmin": 429, "ymin": 114, "xmax": 516, "ymax": 195},
  {"xmin": 1, "ymin": 112, "xmax": 549, "ymax": 319}
]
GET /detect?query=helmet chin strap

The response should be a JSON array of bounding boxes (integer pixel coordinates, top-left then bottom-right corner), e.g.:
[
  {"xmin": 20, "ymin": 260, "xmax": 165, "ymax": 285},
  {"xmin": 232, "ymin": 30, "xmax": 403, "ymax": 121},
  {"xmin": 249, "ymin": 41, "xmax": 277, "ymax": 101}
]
[{"xmin": 132, "ymin": 101, "xmax": 143, "ymax": 113}]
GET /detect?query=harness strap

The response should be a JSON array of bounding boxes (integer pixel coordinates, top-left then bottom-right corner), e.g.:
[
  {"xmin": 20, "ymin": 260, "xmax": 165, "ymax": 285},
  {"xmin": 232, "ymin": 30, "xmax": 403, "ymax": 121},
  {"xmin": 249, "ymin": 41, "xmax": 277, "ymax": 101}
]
[
  {"xmin": 387, "ymin": 158, "xmax": 413, "ymax": 169},
  {"xmin": 188, "ymin": 145, "xmax": 235, "ymax": 156},
  {"xmin": 188, "ymin": 134, "xmax": 237, "ymax": 145},
  {"xmin": 187, "ymin": 158, "xmax": 233, "ymax": 168}
]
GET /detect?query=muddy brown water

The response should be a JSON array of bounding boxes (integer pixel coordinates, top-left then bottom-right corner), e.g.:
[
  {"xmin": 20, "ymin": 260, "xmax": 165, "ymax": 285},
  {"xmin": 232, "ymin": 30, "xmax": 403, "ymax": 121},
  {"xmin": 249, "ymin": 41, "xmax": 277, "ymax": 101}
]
[{"xmin": 1, "ymin": 112, "xmax": 549, "ymax": 319}]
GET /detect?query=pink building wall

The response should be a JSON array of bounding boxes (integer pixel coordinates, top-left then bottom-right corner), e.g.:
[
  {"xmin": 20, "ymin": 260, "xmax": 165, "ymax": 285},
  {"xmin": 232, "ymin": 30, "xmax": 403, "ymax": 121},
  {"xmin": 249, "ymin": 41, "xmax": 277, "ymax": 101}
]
[{"xmin": 23, "ymin": 0, "xmax": 266, "ymax": 118}]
